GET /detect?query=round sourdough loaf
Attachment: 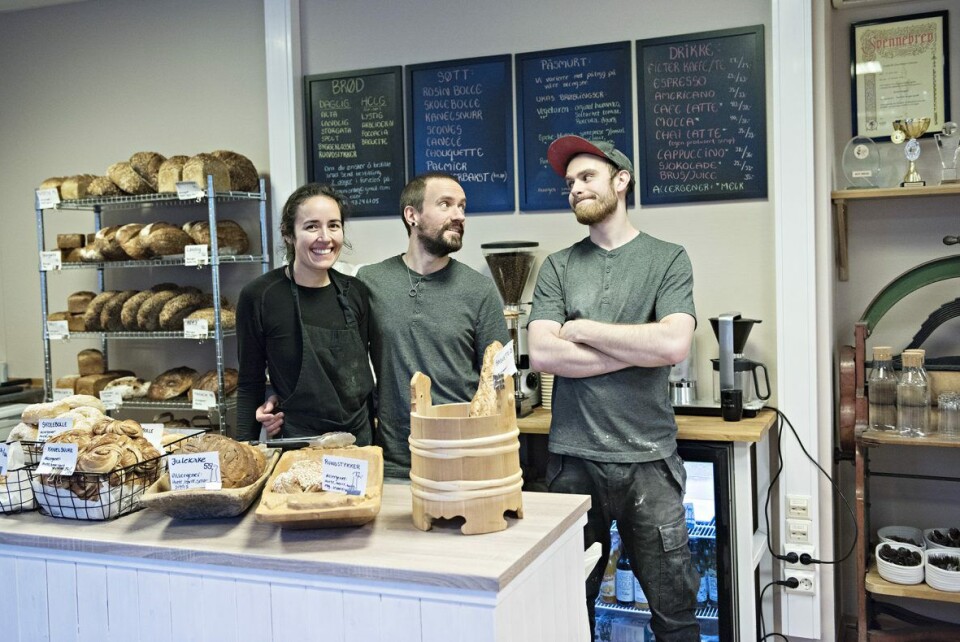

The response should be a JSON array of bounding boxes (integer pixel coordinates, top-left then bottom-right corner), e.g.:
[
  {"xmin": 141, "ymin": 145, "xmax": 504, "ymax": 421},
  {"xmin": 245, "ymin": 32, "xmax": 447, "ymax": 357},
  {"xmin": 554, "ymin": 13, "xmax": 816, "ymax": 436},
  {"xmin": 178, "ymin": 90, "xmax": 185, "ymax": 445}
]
[
  {"xmin": 140, "ymin": 222, "xmax": 192, "ymax": 256},
  {"xmin": 93, "ymin": 225, "xmax": 131, "ymax": 261},
  {"xmin": 186, "ymin": 306, "xmax": 236, "ymax": 330},
  {"xmin": 148, "ymin": 366, "xmax": 198, "ymax": 401},
  {"xmin": 189, "ymin": 368, "xmax": 239, "ymax": 400},
  {"xmin": 211, "ymin": 150, "xmax": 258, "ymax": 192},
  {"xmin": 184, "ymin": 220, "xmax": 249, "ymax": 255},
  {"xmin": 115, "ymin": 223, "xmax": 150, "ymax": 259}
]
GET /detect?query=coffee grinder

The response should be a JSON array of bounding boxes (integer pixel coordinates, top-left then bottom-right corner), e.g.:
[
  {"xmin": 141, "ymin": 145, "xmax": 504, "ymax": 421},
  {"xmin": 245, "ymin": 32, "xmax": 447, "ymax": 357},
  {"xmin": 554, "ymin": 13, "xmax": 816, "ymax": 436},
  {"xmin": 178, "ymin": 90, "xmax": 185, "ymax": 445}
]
[{"xmin": 481, "ymin": 241, "xmax": 540, "ymax": 418}]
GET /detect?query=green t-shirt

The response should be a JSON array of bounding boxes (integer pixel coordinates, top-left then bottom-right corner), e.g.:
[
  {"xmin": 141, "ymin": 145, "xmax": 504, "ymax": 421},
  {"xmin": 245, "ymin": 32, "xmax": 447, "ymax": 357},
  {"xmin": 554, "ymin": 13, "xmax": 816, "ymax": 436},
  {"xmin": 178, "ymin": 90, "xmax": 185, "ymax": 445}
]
[{"xmin": 529, "ymin": 232, "xmax": 696, "ymax": 463}]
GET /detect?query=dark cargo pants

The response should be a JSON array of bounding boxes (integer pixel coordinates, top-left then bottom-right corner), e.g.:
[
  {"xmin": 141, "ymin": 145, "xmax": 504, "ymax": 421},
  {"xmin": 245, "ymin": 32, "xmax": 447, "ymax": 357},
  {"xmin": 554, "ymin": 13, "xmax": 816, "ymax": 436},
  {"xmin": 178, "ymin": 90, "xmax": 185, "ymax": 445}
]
[{"xmin": 547, "ymin": 452, "xmax": 700, "ymax": 641}]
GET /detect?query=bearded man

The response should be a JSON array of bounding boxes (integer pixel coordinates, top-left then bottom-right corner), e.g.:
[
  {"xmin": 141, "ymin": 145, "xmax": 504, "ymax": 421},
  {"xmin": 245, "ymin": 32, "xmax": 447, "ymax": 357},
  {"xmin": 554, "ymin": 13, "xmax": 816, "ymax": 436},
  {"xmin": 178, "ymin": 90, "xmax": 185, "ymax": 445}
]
[
  {"xmin": 528, "ymin": 136, "xmax": 700, "ymax": 641},
  {"xmin": 358, "ymin": 172, "xmax": 509, "ymax": 478}
]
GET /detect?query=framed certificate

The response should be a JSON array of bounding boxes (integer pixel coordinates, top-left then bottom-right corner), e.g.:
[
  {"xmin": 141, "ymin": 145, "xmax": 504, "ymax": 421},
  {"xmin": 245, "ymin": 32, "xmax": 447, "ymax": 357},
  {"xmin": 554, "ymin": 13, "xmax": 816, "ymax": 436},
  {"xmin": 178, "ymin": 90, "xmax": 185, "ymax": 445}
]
[{"xmin": 851, "ymin": 11, "xmax": 950, "ymax": 139}]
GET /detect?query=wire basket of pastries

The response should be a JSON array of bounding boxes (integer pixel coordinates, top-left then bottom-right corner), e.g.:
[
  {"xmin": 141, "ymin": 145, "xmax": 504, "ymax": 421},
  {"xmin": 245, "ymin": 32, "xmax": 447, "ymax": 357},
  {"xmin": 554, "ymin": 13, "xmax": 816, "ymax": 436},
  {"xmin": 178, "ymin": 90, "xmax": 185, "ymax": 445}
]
[{"xmin": 0, "ymin": 442, "xmax": 36, "ymax": 514}]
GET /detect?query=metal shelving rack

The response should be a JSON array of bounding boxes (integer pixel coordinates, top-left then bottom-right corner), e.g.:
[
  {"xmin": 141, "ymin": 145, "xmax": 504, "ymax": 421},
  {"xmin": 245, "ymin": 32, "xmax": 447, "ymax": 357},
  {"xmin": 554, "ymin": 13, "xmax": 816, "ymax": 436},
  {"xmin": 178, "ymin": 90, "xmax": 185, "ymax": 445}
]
[{"xmin": 35, "ymin": 175, "xmax": 269, "ymax": 433}]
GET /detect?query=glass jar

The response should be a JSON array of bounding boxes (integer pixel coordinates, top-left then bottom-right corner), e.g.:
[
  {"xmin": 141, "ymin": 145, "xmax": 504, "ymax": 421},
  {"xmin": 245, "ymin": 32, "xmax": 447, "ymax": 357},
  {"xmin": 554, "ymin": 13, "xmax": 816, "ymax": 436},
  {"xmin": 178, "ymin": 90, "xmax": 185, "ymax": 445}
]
[
  {"xmin": 898, "ymin": 350, "xmax": 931, "ymax": 437},
  {"xmin": 867, "ymin": 346, "xmax": 898, "ymax": 431}
]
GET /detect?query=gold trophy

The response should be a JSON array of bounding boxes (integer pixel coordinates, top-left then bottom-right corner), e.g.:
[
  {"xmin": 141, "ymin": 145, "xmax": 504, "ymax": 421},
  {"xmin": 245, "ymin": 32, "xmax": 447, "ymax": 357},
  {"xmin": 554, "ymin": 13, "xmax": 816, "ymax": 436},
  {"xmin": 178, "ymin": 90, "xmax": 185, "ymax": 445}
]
[{"xmin": 892, "ymin": 118, "xmax": 931, "ymax": 187}]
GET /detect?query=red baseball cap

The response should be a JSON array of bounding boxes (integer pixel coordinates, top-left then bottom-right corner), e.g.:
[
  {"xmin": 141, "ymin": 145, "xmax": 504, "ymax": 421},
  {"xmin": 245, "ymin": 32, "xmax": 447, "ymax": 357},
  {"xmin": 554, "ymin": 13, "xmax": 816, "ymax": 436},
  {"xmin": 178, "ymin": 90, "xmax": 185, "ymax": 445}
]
[{"xmin": 547, "ymin": 135, "xmax": 634, "ymax": 177}]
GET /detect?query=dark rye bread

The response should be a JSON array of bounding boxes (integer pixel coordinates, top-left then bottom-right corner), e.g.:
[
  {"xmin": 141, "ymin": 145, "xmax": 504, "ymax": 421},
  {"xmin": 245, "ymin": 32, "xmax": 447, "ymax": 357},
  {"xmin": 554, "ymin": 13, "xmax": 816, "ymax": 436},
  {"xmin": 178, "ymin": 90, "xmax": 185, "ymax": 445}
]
[
  {"xmin": 159, "ymin": 292, "xmax": 211, "ymax": 331},
  {"xmin": 137, "ymin": 287, "xmax": 200, "ymax": 331},
  {"xmin": 120, "ymin": 291, "xmax": 156, "ymax": 330},
  {"xmin": 100, "ymin": 290, "xmax": 139, "ymax": 332},
  {"xmin": 83, "ymin": 291, "xmax": 118, "ymax": 331}
]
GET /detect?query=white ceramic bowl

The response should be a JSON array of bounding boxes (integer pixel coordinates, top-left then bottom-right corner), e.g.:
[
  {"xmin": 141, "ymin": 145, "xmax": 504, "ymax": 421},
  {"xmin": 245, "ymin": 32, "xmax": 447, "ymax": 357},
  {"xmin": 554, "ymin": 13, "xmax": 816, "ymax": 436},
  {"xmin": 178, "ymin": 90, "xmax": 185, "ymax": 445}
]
[
  {"xmin": 878, "ymin": 526, "xmax": 925, "ymax": 549},
  {"xmin": 924, "ymin": 528, "xmax": 960, "ymax": 550},
  {"xmin": 925, "ymin": 550, "xmax": 960, "ymax": 592},
  {"xmin": 875, "ymin": 542, "xmax": 924, "ymax": 585}
]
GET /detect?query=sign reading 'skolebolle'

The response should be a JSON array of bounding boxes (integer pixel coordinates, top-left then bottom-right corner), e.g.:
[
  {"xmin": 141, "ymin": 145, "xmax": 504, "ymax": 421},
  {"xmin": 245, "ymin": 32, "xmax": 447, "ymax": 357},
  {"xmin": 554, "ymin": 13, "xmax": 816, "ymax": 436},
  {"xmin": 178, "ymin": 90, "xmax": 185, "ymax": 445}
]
[
  {"xmin": 637, "ymin": 26, "xmax": 767, "ymax": 205},
  {"xmin": 304, "ymin": 67, "xmax": 405, "ymax": 217},
  {"xmin": 407, "ymin": 56, "xmax": 514, "ymax": 213}
]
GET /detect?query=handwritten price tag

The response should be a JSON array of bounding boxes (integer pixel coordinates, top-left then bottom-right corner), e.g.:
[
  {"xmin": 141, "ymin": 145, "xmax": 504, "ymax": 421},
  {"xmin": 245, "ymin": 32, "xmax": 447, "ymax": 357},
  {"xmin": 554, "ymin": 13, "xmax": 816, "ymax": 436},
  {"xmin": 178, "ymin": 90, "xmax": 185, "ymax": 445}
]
[
  {"xmin": 36, "ymin": 188, "xmax": 61, "ymax": 209},
  {"xmin": 191, "ymin": 389, "xmax": 216, "ymax": 411},
  {"xmin": 0, "ymin": 443, "xmax": 8, "ymax": 476},
  {"xmin": 37, "ymin": 443, "xmax": 78, "ymax": 476},
  {"xmin": 169, "ymin": 452, "xmax": 221, "ymax": 490},
  {"xmin": 52, "ymin": 388, "xmax": 74, "ymax": 401},
  {"xmin": 321, "ymin": 455, "xmax": 369, "ymax": 496},
  {"xmin": 176, "ymin": 181, "xmax": 205, "ymax": 200},
  {"xmin": 38, "ymin": 417, "xmax": 73, "ymax": 442},
  {"xmin": 99, "ymin": 389, "xmax": 122, "ymax": 410},
  {"xmin": 40, "ymin": 251, "xmax": 62, "ymax": 272},
  {"xmin": 140, "ymin": 424, "xmax": 165, "ymax": 451},
  {"xmin": 183, "ymin": 318, "xmax": 208, "ymax": 339},
  {"xmin": 184, "ymin": 244, "xmax": 209, "ymax": 266},
  {"xmin": 493, "ymin": 340, "xmax": 517, "ymax": 376},
  {"xmin": 46, "ymin": 320, "xmax": 70, "ymax": 340}
]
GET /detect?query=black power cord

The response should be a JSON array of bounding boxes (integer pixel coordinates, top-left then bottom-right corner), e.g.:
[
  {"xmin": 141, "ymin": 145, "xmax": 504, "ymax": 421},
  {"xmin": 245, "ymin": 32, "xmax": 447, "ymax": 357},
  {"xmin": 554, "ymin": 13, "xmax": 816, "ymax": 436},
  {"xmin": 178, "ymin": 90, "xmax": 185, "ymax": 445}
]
[{"xmin": 758, "ymin": 578, "xmax": 798, "ymax": 641}]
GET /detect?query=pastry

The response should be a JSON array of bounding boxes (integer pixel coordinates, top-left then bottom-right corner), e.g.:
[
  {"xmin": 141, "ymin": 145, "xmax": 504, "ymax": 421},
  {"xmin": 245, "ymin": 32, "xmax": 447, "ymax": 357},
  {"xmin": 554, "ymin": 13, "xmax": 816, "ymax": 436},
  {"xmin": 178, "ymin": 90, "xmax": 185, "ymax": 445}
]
[
  {"xmin": 91, "ymin": 418, "xmax": 143, "ymax": 439},
  {"xmin": 21, "ymin": 400, "xmax": 71, "ymax": 425},
  {"xmin": 468, "ymin": 340, "xmax": 503, "ymax": 417},
  {"xmin": 157, "ymin": 155, "xmax": 191, "ymax": 193},
  {"xmin": 211, "ymin": 150, "xmax": 259, "ymax": 192},
  {"xmin": 182, "ymin": 153, "xmax": 230, "ymax": 192},
  {"xmin": 61, "ymin": 394, "xmax": 106, "ymax": 413},
  {"xmin": 179, "ymin": 433, "xmax": 262, "ymax": 488},
  {"xmin": 6, "ymin": 422, "xmax": 39, "ymax": 443},
  {"xmin": 129, "ymin": 151, "xmax": 166, "ymax": 191},
  {"xmin": 148, "ymin": 366, "xmax": 198, "ymax": 400}
]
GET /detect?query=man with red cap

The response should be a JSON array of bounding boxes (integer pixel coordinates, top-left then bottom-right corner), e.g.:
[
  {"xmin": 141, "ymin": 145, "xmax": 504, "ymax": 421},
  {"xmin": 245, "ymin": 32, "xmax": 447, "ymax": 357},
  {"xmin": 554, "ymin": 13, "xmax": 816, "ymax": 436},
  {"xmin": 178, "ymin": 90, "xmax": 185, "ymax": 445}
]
[{"xmin": 528, "ymin": 135, "xmax": 699, "ymax": 641}]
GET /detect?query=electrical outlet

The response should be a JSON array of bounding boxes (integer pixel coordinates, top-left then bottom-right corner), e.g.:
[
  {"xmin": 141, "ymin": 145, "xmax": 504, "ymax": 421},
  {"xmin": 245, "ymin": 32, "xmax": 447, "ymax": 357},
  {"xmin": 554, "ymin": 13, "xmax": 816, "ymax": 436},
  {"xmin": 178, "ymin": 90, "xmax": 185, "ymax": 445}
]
[
  {"xmin": 782, "ymin": 543, "xmax": 816, "ymax": 570},
  {"xmin": 786, "ymin": 518, "xmax": 812, "ymax": 544},
  {"xmin": 786, "ymin": 494, "xmax": 811, "ymax": 519},
  {"xmin": 786, "ymin": 570, "xmax": 816, "ymax": 595}
]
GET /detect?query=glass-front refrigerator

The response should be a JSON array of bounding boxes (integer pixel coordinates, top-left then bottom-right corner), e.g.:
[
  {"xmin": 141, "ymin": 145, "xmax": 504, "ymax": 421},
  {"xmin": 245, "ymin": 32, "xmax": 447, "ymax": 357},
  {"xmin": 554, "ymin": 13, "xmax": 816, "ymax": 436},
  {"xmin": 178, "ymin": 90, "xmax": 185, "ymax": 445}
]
[{"xmin": 594, "ymin": 442, "xmax": 733, "ymax": 642}]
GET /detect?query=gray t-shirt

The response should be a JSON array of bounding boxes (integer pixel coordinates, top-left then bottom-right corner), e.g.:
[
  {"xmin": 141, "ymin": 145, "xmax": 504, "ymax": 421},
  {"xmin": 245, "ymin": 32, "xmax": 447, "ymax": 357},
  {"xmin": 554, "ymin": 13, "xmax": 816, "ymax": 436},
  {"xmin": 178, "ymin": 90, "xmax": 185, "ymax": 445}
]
[
  {"xmin": 529, "ymin": 232, "xmax": 696, "ymax": 463},
  {"xmin": 358, "ymin": 256, "xmax": 510, "ymax": 478}
]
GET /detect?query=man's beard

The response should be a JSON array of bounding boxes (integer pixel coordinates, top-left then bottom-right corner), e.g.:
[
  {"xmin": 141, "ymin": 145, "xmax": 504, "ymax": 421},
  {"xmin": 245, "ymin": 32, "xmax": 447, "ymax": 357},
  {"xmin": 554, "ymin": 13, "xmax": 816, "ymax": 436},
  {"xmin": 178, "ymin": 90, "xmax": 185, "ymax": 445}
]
[
  {"xmin": 418, "ymin": 222, "xmax": 464, "ymax": 257},
  {"xmin": 572, "ymin": 187, "xmax": 617, "ymax": 225}
]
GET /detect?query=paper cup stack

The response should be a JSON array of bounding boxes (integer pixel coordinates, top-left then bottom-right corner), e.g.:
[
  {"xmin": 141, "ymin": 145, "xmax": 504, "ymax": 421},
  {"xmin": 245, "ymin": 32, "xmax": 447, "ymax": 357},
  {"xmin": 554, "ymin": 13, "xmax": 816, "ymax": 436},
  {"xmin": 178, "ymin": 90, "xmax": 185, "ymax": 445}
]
[{"xmin": 540, "ymin": 373, "xmax": 554, "ymax": 410}]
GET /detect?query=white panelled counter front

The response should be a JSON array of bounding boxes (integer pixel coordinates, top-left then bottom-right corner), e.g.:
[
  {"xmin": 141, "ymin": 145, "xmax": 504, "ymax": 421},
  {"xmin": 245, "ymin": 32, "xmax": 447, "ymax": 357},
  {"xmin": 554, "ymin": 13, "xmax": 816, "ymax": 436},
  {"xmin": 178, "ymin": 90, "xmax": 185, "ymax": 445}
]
[{"xmin": 0, "ymin": 484, "xmax": 591, "ymax": 642}]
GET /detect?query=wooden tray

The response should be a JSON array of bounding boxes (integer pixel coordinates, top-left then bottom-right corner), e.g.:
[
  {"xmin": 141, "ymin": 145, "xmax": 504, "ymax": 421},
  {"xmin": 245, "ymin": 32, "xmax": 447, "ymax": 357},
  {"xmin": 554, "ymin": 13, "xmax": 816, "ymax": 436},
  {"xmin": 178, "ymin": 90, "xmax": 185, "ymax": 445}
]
[
  {"xmin": 141, "ymin": 449, "xmax": 279, "ymax": 519},
  {"xmin": 255, "ymin": 446, "xmax": 383, "ymax": 529}
]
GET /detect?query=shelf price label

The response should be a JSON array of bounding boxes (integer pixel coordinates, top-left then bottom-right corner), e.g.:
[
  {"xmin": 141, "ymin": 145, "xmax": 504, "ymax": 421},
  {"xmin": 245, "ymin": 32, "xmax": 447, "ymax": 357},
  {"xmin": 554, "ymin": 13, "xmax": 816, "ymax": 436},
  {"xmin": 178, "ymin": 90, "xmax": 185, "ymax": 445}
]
[
  {"xmin": 321, "ymin": 455, "xmax": 369, "ymax": 496},
  {"xmin": 36, "ymin": 188, "xmax": 61, "ymax": 209},
  {"xmin": 191, "ymin": 389, "xmax": 216, "ymax": 411},
  {"xmin": 184, "ymin": 244, "xmax": 209, "ymax": 266},
  {"xmin": 176, "ymin": 181, "xmax": 206, "ymax": 200},
  {"xmin": 169, "ymin": 451, "xmax": 221, "ymax": 490},
  {"xmin": 99, "ymin": 389, "xmax": 122, "ymax": 410},
  {"xmin": 38, "ymin": 417, "xmax": 73, "ymax": 442},
  {"xmin": 52, "ymin": 388, "xmax": 74, "ymax": 401},
  {"xmin": 46, "ymin": 320, "xmax": 70, "ymax": 340},
  {"xmin": 40, "ymin": 251, "xmax": 62, "ymax": 271},
  {"xmin": 140, "ymin": 424, "xmax": 165, "ymax": 451},
  {"xmin": 0, "ymin": 443, "xmax": 9, "ymax": 476},
  {"xmin": 494, "ymin": 340, "xmax": 517, "ymax": 376},
  {"xmin": 37, "ymin": 443, "xmax": 78, "ymax": 476},
  {"xmin": 183, "ymin": 318, "xmax": 208, "ymax": 339}
]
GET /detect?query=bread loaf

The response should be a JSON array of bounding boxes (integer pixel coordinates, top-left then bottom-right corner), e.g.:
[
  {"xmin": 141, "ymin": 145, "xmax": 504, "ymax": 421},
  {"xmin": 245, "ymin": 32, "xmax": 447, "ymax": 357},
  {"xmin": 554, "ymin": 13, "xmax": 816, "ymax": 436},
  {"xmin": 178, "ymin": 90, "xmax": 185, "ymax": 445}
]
[
  {"xmin": 99, "ymin": 290, "xmax": 139, "ymax": 332},
  {"xmin": 39, "ymin": 177, "xmax": 65, "ymax": 195},
  {"xmin": 148, "ymin": 366, "xmax": 198, "ymax": 400},
  {"xmin": 140, "ymin": 222, "xmax": 192, "ymax": 256},
  {"xmin": 189, "ymin": 368, "xmax": 238, "ymax": 400},
  {"xmin": 136, "ymin": 290, "xmax": 180, "ymax": 331},
  {"xmin": 68, "ymin": 313, "xmax": 86, "ymax": 332},
  {"xmin": 87, "ymin": 175, "xmax": 122, "ymax": 197},
  {"xmin": 22, "ymin": 400, "xmax": 71, "ymax": 425},
  {"xmin": 46, "ymin": 311, "xmax": 69, "ymax": 322},
  {"xmin": 182, "ymin": 154, "xmax": 230, "ymax": 192},
  {"xmin": 78, "ymin": 348, "xmax": 106, "ymax": 376},
  {"xmin": 157, "ymin": 155, "xmax": 190, "ymax": 193},
  {"xmin": 57, "ymin": 234, "xmax": 85, "ymax": 250},
  {"xmin": 61, "ymin": 394, "xmax": 107, "ymax": 413},
  {"xmin": 78, "ymin": 246, "xmax": 105, "ymax": 262},
  {"xmin": 67, "ymin": 291, "xmax": 96, "ymax": 314},
  {"xmin": 211, "ymin": 150, "xmax": 258, "ymax": 192},
  {"xmin": 107, "ymin": 161, "xmax": 153, "ymax": 195},
  {"xmin": 183, "ymin": 220, "xmax": 249, "ymax": 255},
  {"xmin": 103, "ymin": 376, "xmax": 151, "ymax": 399},
  {"xmin": 468, "ymin": 340, "xmax": 504, "ymax": 417},
  {"xmin": 7, "ymin": 423, "xmax": 39, "ymax": 443},
  {"xmin": 82, "ymin": 291, "xmax": 117, "ymax": 331},
  {"xmin": 75, "ymin": 373, "xmax": 122, "ymax": 397},
  {"xmin": 129, "ymin": 152, "xmax": 166, "ymax": 191},
  {"xmin": 179, "ymin": 433, "xmax": 263, "ymax": 488},
  {"xmin": 115, "ymin": 223, "xmax": 150, "ymax": 260},
  {"xmin": 55, "ymin": 374, "xmax": 80, "ymax": 392},
  {"xmin": 119, "ymin": 290, "xmax": 154, "ymax": 330},
  {"xmin": 159, "ymin": 292, "xmax": 211, "ymax": 330},
  {"xmin": 186, "ymin": 306, "xmax": 236, "ymax": 330},
  {"xmin": 93, "ymin": 225, "xmax": 131, "ymax": 261},
  {"xmin": 60, "ymin": 174, "xmax": 97, "ymax": 200}
]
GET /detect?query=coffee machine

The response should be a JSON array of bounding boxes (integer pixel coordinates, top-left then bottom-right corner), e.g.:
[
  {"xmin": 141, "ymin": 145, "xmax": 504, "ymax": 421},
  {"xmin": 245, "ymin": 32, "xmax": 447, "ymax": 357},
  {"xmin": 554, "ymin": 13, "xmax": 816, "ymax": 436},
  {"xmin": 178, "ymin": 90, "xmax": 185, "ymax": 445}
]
[
  {"xmin": 481, "ymin": 241, "xmax": 540, "ymax": 417},
  {"xmin": 671, "ymin": 312, "xmax": 770, "ymax": 420}
]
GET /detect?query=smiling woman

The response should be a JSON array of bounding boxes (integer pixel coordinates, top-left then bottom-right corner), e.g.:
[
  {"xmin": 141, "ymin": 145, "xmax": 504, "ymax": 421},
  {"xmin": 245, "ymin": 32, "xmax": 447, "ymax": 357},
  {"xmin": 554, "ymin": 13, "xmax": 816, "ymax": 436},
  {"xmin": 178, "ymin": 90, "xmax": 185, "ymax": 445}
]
[{"xmin": 234, "ymin": 184, "xmax": 374, "ymax": 444}]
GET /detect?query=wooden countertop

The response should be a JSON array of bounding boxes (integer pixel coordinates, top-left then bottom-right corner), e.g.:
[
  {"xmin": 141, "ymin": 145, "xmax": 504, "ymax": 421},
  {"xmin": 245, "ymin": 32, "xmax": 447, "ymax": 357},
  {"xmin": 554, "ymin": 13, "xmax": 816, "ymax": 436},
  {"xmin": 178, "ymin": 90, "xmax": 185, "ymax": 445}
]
[
  {"xmin": 518, "ymin": 406, "xmax": 776, "ymax": 442},
  {"xmin": 0, "ymin": 484, "xmax": 589, "ymax": 594}
]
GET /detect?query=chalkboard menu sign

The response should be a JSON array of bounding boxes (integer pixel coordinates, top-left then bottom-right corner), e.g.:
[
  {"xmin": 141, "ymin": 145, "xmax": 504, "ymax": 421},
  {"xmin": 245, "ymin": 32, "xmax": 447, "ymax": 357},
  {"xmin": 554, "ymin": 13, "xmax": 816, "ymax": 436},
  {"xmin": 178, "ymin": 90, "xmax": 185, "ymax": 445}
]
[
  {"xmin": 516, "ymin": 42, "xmax": 633, "ymax": 211},
  {"xmin": 637, "ymin": 26, "xmax": 767, "ymax": 205},
  {"xmin": 304, "ymin": 67, "xmax": 405, "ymax": 217},
  {"xmin": 407, "ymin": 56, "xmax": 514, "ymax": 213}
]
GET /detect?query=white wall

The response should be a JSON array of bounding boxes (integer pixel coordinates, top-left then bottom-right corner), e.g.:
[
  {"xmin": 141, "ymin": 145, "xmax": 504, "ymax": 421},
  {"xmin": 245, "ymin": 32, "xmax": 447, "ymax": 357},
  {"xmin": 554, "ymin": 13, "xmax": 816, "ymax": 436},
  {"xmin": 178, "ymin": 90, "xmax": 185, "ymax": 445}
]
[
  {"xmin": 299, "ymin": 0, "xmax": 778, "ymax": 401},
  {"xmin": 0, "ymin": 0, "xmax": 268, "ymax": 381}
]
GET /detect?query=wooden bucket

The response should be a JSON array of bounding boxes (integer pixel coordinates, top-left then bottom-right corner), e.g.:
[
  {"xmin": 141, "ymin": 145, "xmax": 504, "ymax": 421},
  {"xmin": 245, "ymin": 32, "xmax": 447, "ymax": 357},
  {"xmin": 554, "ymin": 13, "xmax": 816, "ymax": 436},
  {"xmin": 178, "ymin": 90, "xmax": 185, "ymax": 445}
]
[{"xmin": 408, "ymin": 372, "xmax": 523, "ymax": 534}]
